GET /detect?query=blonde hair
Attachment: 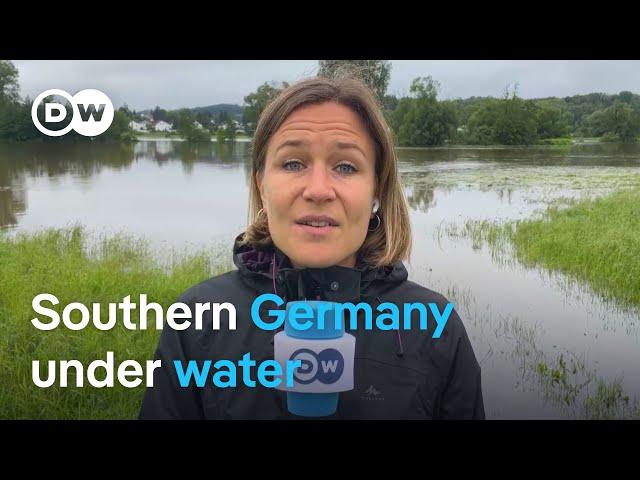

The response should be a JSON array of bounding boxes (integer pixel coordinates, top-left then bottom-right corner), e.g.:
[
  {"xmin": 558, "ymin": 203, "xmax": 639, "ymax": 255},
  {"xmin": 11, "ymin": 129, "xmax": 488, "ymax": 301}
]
[{"xmin": 241, "ymin": 76, "xmax": 411, "ymax": 267}]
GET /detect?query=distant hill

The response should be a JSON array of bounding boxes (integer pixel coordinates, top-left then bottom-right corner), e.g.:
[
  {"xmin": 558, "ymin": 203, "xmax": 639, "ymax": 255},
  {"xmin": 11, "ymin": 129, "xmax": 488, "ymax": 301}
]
[
  {"xmin": 191, "ymin": 104, "xmax": 243, "ymax": 120},
  {"xmin": 139, "ymin": 104, "xmax": 243, "ymax": 121}
]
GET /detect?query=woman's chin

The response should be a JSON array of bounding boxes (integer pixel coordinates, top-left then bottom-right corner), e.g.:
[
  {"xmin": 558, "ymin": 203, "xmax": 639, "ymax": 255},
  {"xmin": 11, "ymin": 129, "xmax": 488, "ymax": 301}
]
[{"xmin": 288, "ymin": 249, "xmax": 353, "ymax": 269}]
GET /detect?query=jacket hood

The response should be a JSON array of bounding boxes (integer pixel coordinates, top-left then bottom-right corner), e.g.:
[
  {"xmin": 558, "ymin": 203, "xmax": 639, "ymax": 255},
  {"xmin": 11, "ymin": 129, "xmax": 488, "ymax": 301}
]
[{"xmin": 232, "ymin": 233, "xmax": 408, "ymax": 303}]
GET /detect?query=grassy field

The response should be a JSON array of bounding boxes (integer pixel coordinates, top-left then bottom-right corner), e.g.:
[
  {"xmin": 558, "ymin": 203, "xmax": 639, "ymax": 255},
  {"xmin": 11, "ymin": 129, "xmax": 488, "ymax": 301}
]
[
  {"xmin": 511, "ymin": 188, "xmax": 640, "ymax": 308},
  {"xmin": 0, "ymin": 227, "xmax": 229, "ymax": 419},
  {"xmin": 441, "ymin": 188, "xmax": 640, "ymax": 309}
]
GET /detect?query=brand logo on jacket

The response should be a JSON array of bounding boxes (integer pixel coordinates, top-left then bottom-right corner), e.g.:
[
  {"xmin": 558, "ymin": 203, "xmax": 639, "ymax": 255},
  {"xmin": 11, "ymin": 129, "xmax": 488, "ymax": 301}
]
[{"xmin": 361, "ymin": 384, "xmax": 384, "ymax": 401}]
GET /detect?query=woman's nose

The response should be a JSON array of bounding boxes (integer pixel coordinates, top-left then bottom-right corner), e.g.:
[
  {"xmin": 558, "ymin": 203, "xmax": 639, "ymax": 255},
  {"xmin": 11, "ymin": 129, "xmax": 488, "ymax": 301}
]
[{"xmin": 302, "ymin": 164, "xmax": 336, "ymax": 203}]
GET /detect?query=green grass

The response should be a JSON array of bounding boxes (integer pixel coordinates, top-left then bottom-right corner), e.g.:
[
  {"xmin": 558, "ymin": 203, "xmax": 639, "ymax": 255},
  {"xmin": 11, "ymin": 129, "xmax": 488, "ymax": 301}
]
[
  {"xmin": 0, "ymin": 227, "xmax": 230, "ymax": 419},
  {"xmin": 511, "ymin": 189, "xmax": 640, "ymax": 308},
  {"xmin": 537, "ymin": 137, "xmax": 574, "ymax": 146},
  {"xmin": 440, "ymin": 188, "xmax": 640, "ymax": 309}
]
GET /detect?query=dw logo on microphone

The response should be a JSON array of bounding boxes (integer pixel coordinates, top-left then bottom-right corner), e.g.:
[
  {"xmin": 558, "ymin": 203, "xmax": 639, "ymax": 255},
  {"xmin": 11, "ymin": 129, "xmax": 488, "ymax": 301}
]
[
  {"xmin": 290, "ymin": 348, "xmax": 344, "ymax": 385},
  {"xmin": 31, "ymin": 89, "xmax": 114, "ymax": 137}
]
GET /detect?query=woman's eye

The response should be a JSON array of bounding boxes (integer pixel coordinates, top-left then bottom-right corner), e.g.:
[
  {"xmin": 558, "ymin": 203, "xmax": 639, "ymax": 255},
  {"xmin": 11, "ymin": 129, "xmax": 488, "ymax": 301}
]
[
  {"xmin": 335, "ymin": 163, "xmax": 356, "ymax": 174},
  {"xmin": 283, "ymin": 160, "xmax": 305, "ymax": 171}
]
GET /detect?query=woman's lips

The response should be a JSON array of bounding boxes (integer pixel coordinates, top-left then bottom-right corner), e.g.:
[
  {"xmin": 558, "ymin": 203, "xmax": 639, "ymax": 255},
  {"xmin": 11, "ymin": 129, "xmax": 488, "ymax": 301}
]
[
  {"xmin": 293, "ymin": 223, "xmax": 338, "ymax": 237},
  {"xmin": 294, "ymin": 215, "xmax": 339, "ymax": 236}
]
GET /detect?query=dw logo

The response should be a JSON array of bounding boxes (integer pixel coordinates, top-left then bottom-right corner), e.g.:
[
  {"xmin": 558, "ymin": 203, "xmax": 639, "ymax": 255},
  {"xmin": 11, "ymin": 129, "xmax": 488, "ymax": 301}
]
[
  {"xmin": 31, "ymin": 89, "xmax": 114, "ymax": 137},
  {"xmin": 290, "ymin": 348, "xmax": 344, "ymax": 385}
]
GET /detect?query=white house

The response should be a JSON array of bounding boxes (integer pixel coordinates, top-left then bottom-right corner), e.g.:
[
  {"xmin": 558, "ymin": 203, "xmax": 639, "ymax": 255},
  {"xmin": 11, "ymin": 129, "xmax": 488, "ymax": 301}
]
[
  {"xmin": 129, "ymin": 121, "xmax": 148, "ymax": 132},
  {"xmin": 155, "ymin": 120, "xmax": 173, "ymax": 132},
  {"xmin": 194, "ymin": 121, "xmax": 204, "ymax": 130}
]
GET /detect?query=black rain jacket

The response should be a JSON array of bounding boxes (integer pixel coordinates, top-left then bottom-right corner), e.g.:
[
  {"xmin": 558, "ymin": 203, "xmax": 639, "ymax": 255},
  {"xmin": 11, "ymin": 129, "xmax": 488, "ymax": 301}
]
[{"xmin": 139, "ymin": 236, "xmax": 485, "ymax": 419}]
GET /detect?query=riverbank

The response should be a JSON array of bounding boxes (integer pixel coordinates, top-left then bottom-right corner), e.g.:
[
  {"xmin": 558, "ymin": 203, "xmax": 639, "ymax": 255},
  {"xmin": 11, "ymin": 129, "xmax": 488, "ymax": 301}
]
[
  {"xmin": 0, "ymin": 227, "xmax": 229, "ymax": 419},
  {"xmin": 2, "ymin": 211, "xmax": 638, "ymax": 418},
  {"xmin": 134, "ymin": 132, "xmax": 252, "ymax": 142},
  {"xmin": 441, "ymin": 188, "xmax": 640, "ymax": 310}
]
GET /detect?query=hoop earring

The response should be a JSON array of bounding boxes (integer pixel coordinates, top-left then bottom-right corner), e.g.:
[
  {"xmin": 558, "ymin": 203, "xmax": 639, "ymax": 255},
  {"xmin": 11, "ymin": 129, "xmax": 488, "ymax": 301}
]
[
  {"xmin": 368, "ymin": 214, "xmax": 381, "ymax": 231},
  {"xmin": 256, "ymin": 208, "xmax": 265, "ymax": 218}
]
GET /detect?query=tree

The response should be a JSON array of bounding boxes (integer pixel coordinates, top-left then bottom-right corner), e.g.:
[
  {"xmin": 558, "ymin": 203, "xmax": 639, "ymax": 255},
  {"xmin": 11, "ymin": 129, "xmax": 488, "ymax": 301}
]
[
  {"xmin": 318, "ymin": 60, "xmax": 391, "ymax": 100},
  {"xmin": 196, "ymin": 111, "xmax": 212, "ymax": 129},
  {"xmin": 534, "ymin": 101, "xmax": 572, "ymax": 139},
  {"xmin": 618, "ymin": 91, "xmax": 634, "ymax": 104},
  {"xmin": 390, "ymin": 77, "xmax": 458, "ymax": 146},
  {"xmin": 465, "ymin": 88, "xmax": 539, "ymax": 145},
  {"xmin": 165, "ymin": 110, "xmax": 179, "ymax": 130},
  {"xmin": 243, "ymin": 81, "xmax": 288, "ymax": 133},
  {"xmin": 216, "ymin": 118, "xmax": 237, "ymax": 143},
  {"xmin": 152, "ymin": 106, "xmax": 167, "ymax": 122},
  {"xmin": 583, "ymin": 101, "xmax": 640, "ymax": 142},
  {"xmin": 607, "ymin": 102, "xmax": 640, "ymax": 142},
  {"xmin": 0, "ymin": 101, "xmax": 38, "ymax": 140},
  {"xmin": 381, "ymin": 94, "xmax": 399, "ymax": 125},
  {"xmin": 382, "ymin": 94, "xmax": 399, "ymax": 112},
  {"xmin": 118, "ymin": 103, "xmax": 133, "ymax": 120},
  {"xmin": 0, "ymin": 60, "xmax": 20, "ymax": 105},
  {"xmin": 0, "ymin": 62, "xmax": 39, "ymax": 140},
  {"xmin": 101, "ymin": 110, "xmax": 137, "ymax": 142},
  {"xmin": 175, "ymin": 109, "xmax": 210, "ymax": 142},
  {"xmin": 409, "ymin": 76, "xmax": 440, "ymax": 101},
  {"xmin": 217, "ymin": 110, "xmax": 230, "ymax": 124}
]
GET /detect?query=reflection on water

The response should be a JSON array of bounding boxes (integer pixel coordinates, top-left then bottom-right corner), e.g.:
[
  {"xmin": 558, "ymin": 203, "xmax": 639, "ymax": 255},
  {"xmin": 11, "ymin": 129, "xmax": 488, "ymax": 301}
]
[
  {"xmin": 1, "ymin": 140, "xmax": 640, "ymax": 418},
  {"xmin": 0, "ymin": 141, "xmax": 253, "ymax": 250},
  {"xmin": 0, "ymin": 187, "xmax": 26, "ymax": 229}
]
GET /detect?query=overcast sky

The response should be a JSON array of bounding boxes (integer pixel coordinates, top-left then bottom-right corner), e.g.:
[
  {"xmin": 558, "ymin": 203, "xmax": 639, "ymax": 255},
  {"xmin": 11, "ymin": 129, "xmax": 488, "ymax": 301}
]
[{"xmin": 11, "ymin": 60, "xmax": 640, "ymax": 111}]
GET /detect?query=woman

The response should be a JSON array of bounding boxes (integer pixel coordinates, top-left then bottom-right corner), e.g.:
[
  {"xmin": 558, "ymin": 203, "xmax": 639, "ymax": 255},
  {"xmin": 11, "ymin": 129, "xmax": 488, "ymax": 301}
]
[{"xmin": 139, "ymin": 76, "xmax": 485, "ymax": 419}]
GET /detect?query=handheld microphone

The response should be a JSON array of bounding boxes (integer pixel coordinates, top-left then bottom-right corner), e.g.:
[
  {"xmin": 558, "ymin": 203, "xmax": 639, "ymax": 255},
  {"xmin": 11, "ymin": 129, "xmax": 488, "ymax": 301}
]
[{"xmin": 273, "ymin": 301, "xmax": 355, "ymax": 417}]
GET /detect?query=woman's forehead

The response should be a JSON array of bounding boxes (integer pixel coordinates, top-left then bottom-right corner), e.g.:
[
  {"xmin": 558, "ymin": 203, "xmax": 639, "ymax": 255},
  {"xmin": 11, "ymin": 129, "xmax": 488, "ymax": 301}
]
[{"xmin": 272, "ymin": 102, "xmax": 374, "ymax": 150}]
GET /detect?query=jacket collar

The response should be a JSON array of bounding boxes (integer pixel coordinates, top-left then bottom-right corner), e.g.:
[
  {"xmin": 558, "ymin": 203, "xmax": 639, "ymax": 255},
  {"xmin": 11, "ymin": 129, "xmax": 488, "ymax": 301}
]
[{"xmin": 232, "ymin": 233, "xmax": 408, "ymax": 303}]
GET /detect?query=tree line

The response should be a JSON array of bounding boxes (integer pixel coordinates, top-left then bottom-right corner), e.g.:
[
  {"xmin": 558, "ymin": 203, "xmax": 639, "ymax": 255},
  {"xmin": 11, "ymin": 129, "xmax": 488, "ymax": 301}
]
[
  {"xmin": 2, "ymin": 59, "xmax": 639, "ymax": 145},
  {"xmin": 245, "ymin": 61, "xmax": 640, "ymax": 145}
]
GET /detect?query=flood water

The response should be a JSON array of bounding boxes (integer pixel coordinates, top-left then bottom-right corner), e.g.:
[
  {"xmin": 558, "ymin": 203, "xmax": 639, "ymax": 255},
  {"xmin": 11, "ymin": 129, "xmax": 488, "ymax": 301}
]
[{"xmin": 2, "ymin": 140, "xmax": 639, "ymax": 419}]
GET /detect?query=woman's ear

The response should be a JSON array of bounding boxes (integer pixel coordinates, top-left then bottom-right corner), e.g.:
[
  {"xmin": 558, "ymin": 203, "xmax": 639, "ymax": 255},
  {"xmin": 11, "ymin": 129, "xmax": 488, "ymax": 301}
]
[{"xmin": 256, "ymin": 171, "xmax": 265, "ymax": 206}]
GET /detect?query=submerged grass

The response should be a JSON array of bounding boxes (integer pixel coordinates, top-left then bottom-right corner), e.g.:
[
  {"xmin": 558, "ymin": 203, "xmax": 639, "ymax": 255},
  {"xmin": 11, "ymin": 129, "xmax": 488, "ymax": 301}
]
[
  {"xmin": 438, "ymin": 279, "xmax": 640, "ymax": 419},
  {"xmin": 402, "ymin": 165, "xmax": 640, "ymax": 196},
  {"xmin": 438, "ymin": 188, "xmax": 640, "ymax": 309},
  {"xmin": 0, "ymin": 227, "xmax": 231, "ymax": 419}
]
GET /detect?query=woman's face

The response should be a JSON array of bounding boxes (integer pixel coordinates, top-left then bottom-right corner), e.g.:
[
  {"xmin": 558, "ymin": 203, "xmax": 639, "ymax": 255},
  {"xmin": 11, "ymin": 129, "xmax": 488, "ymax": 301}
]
[{"xmin": 258, "ymin": 101, "xmax": 377, "ymax": 269}]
